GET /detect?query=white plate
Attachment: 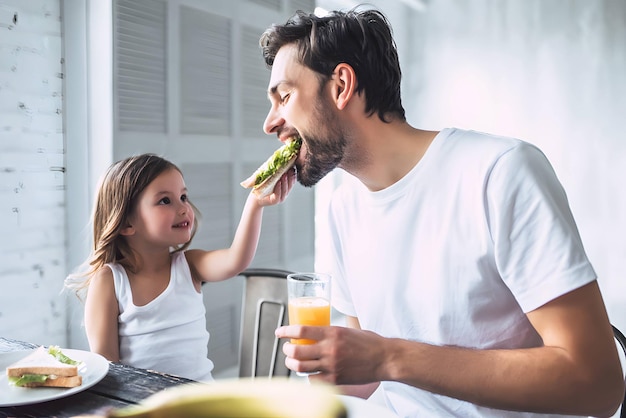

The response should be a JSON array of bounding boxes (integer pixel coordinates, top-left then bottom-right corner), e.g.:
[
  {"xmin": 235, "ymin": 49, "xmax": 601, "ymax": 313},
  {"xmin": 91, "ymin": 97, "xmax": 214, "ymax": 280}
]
[
  {"xmin": 0, "ymin": 348, "xmax": 110, "ymax": 407},
  {"xmin": 339, "ymin": 395, "xmax": 398, "ymax": 418}
]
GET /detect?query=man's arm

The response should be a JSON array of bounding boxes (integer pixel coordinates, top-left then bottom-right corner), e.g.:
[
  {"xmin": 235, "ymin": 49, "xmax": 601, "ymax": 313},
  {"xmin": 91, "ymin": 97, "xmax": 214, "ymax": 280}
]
[
  {"xmin": 333, "ymin": 316, "xmax": 380, "ymax": 399},
  {"xmin": 278, "ymin": 281, "xmax": 624, "ymax": 417},
  {"xmin": 383, "ymin": 281, "xmax": 622, "ymax": 416}
]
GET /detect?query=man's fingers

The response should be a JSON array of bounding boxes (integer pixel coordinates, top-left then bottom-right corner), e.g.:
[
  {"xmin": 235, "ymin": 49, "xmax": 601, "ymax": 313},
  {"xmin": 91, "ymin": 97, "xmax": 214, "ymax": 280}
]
[
  {"xmin": 276, "ymin": 325, "xmax": 325, "ymax": 340},
  {"xmin": 284, "ymin": 356, "xmax": 322, "ymax": 374}
]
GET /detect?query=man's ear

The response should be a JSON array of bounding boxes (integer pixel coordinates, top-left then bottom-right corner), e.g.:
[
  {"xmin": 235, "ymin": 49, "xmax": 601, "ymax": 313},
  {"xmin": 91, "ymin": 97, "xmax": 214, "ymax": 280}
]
[{"xmin": 331, "ymin": 63, "xmax": 356, "ymax": 110}]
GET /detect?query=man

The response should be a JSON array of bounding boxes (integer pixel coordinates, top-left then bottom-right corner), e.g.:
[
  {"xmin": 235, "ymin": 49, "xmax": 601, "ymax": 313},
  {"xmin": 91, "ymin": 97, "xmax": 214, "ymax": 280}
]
[{"xmin": 262, "ymin": 7, "xmax": 623, "ymax": 418}]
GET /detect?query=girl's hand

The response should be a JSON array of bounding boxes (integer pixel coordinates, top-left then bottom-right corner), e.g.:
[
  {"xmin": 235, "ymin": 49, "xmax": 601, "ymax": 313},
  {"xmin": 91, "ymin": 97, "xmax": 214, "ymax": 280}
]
[{"xmin": 256, "ymin": 167, "xmax": 296, "ymax": 206}]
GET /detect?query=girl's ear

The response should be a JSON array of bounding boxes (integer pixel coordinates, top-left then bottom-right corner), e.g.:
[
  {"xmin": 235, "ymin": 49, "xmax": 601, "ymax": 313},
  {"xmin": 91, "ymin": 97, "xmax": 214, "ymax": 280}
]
[
  {"xmin": 120, "ymin": 224, "xmax": 135, "ymax": 236},
  {"xmin": 331, "ymin": 63, "xmax": 356, "ymax": 110}
]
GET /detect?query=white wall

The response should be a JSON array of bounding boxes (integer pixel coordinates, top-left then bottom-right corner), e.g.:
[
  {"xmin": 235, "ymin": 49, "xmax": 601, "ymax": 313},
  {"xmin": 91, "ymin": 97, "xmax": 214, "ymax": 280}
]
[{"xmin": 406, "ymin": 0, "xmax": 626, "ymax": 330}]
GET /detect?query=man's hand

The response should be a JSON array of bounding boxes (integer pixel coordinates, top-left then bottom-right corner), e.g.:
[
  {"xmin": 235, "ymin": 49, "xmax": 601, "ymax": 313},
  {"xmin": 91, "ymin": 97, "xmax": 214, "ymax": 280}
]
[{"xmin": 275, "ymin": 324, "xmax": 387, "ymax": 385}]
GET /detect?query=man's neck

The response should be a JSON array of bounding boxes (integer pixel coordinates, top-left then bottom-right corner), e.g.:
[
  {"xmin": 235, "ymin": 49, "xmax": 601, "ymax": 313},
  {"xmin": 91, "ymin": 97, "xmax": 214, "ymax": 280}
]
[{"xmin": 344, "ymin": 121, "xmax": 438, "ymax": 192}]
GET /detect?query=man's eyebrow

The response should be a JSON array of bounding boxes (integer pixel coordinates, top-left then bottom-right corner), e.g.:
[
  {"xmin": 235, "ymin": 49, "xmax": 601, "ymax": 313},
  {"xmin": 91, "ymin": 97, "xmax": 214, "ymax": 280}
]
[{"xmin": 267, "ymin": 81, "xmax": 287, "ymax": 98}]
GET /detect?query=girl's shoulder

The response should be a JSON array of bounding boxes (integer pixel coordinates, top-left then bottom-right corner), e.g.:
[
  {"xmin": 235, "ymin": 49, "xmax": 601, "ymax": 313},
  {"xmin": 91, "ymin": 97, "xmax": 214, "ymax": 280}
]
[
  {"xmin": 86, "ymin": 265, "xmax": 117, "ymax": 299},
  {"xmin": 93, "ymin": 264, "xmax": 115, "ymax": 283},
  {"xmin": 178, "ymin": 250, "xmax": 205, "ymax": 290}
]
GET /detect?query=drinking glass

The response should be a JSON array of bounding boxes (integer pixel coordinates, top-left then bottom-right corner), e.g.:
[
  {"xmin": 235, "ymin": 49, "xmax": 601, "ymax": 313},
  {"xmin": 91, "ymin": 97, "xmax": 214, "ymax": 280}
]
[
  {"xmin": 287, "ymin": 272, "xmax": 331, "ymax": 376},
  {"xmin": 287, "ymin": 273, "xmax": 331, "ymax": 343}
]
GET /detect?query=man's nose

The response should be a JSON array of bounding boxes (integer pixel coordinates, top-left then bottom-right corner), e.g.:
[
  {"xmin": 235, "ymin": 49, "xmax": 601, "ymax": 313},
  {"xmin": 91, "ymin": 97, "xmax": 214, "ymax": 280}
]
[{"xmin": 263, "ymin": 105, "xmax": 284, "ymax": 135}]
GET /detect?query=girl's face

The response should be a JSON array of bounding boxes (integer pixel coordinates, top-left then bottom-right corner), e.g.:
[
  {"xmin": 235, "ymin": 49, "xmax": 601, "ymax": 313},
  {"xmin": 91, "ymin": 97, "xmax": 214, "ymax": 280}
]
[{"xmin": 123, "ymin": 168, "xmax": 194, "ymax": 250}]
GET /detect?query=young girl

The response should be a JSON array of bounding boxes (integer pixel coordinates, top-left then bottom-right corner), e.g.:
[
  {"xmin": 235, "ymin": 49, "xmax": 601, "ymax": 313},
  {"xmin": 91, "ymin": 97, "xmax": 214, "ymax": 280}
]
[{"xmin": 65, "ymin": 153, "xmax": 294, "ymax": 382}]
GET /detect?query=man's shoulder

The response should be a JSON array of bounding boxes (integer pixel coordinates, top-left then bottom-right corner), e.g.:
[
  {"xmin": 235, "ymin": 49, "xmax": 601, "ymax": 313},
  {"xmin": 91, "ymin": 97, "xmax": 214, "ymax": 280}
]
[
  {"xmin": 438, "ymin": 127, "xmax": 544, "ymax": 166},
  {"xmin": 444, "ymin": 127, "xmax": 526, "ymax": 149}
]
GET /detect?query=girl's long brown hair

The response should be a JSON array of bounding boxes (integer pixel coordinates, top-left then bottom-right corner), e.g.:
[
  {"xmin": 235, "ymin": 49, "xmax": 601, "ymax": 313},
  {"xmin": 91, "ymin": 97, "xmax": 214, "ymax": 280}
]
[{"xmin": 65, "ymin": 154, "xmax": 199, "ymax": 297}]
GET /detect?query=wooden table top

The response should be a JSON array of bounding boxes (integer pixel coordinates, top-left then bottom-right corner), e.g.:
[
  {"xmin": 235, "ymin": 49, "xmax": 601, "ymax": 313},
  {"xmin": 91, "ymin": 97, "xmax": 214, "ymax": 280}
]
[{"xmin": 0, "ymin": 337, "xmax": 193, "ymax": 418}]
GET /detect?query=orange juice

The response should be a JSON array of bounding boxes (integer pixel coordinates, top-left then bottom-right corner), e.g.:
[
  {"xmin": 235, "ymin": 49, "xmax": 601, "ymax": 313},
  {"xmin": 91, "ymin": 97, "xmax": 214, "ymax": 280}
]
[{"xmin": 288, "ymin": 297, "xmax": 331, "ymax": 345}]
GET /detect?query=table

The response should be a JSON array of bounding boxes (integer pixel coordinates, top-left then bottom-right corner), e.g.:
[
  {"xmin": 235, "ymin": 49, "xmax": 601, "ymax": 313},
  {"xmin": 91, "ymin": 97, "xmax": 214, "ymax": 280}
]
[
  {"xmin": 1, "ymin": 337, "xmax": 398, "ymax": 418},
  {"xmin": 0, "ymin": 337, "xmax": 193, "ymax": 418}
]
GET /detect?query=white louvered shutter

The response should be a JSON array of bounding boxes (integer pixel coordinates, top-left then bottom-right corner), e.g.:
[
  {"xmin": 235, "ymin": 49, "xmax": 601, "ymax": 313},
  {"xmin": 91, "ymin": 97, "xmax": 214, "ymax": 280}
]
[
  {"xmin": 240, "ymin": 25, "xmax": 270, "ymax": 139},
  {"xmin": 114, "ymin": 0, "xmax": 167, "ymax": 133},
  {"xmin": 180, "ymin": 6, "xmax": 231, "ymax": 135},
  {"xmin": 289, "ymin": 0, "xmax": 316, "ymax": 13},
  {"xmin": 247, "ymin": 0, "xmax": 281, "ymax": 11},
  {"xmin": 181, "ymin": 162, "xmax": 233, "ymax": 252}
]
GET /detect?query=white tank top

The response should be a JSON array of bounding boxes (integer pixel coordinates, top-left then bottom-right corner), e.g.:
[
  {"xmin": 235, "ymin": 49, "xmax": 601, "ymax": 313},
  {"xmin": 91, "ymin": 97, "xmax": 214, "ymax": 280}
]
[{"xmin": 109, "ymin": 251, "xmax": 214, "ymax": 382}]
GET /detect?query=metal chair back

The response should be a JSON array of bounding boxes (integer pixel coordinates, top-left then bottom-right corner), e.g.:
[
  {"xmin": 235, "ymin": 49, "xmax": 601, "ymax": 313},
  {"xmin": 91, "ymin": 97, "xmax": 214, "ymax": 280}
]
[
  {"xmin": 238, "ymin": 268, "xmax": 294, "ymax": 378},
  {"xmin": 613, "ymin": 325, "xmax": 626, "ymax": 418}
]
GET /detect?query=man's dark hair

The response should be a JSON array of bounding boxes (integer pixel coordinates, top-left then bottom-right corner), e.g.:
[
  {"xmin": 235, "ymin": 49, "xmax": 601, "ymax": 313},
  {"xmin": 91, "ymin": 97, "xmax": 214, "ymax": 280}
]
[{"xmin": 260, "ymin": 8, "xmax": 406, "ymax": 123}]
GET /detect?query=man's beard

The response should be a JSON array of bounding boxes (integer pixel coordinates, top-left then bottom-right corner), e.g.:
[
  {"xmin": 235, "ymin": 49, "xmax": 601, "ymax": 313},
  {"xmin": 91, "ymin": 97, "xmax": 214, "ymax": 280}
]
[{"xmin": 295, "ymin": 97, "xmax": 347, "ymax": 187}]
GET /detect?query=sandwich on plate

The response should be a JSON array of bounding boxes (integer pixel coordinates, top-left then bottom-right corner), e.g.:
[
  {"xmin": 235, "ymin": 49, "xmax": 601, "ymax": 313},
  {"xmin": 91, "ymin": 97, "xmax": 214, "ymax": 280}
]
[
  {"xmin": 6, "ymin": 345, "xmax": 83, "ymax": 388},
  {"xmin": 240, "ymin": 135, "xmax": 302, "ymax": 198}
]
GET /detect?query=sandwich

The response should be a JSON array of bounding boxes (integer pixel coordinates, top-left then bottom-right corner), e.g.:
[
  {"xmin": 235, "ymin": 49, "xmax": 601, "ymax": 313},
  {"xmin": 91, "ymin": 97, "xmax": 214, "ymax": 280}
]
[
  {"xmin": 6, "ymin": 345, "xmax": 83, "ymax": 388},
  {"xmin": 240, "ymin": 135, "xmax": 302, "ymax": 198}
]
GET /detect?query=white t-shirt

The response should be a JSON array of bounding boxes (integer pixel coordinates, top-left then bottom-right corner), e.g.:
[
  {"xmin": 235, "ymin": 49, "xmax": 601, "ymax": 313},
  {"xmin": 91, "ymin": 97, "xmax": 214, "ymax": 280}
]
[
  {"xmin": 109, "ymin": 251, "xmax": 214, "ymax": 382},
  {"xmin": 324, "ymin": 128, "xmax": 595, "ymax": 417}
]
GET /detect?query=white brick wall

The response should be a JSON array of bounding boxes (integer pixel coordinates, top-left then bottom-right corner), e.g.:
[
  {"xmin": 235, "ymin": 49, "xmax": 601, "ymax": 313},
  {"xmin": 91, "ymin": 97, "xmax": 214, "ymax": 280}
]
[{"xmin": 0, "ymin": 0, "xmax": 67, "ymax": 346}]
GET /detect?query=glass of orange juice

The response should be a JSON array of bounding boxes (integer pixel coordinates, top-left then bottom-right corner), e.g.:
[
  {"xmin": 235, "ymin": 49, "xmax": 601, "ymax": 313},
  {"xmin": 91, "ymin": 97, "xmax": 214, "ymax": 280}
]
[{"xmin": 287, "ymin": 272, "xmax": 331, "ymax": 345}]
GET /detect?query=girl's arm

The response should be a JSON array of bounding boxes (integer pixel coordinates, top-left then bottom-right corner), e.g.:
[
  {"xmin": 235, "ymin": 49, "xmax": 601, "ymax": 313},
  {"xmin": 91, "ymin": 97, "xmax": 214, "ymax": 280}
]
[
  {"xmin": 186, "ymin": 169, "xmax": 295, "ymax": 282},
  {"xmin": 84, "ymin": 267, "xmax": 120, "ymax": 362}
]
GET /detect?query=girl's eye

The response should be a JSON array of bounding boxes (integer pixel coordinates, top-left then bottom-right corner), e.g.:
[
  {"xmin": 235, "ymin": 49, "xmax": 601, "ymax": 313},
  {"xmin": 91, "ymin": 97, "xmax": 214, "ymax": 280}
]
[
  {"xmin": 279, "ymin": 93, "xmax": 290, "ymax": 104},
  {"xmin": 158, "ymin": 197, "xmax": 171, "ymax": 205},
  {"xmin": 181, "ymin": 194, "xmax": 188, "ymax": 203}
]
